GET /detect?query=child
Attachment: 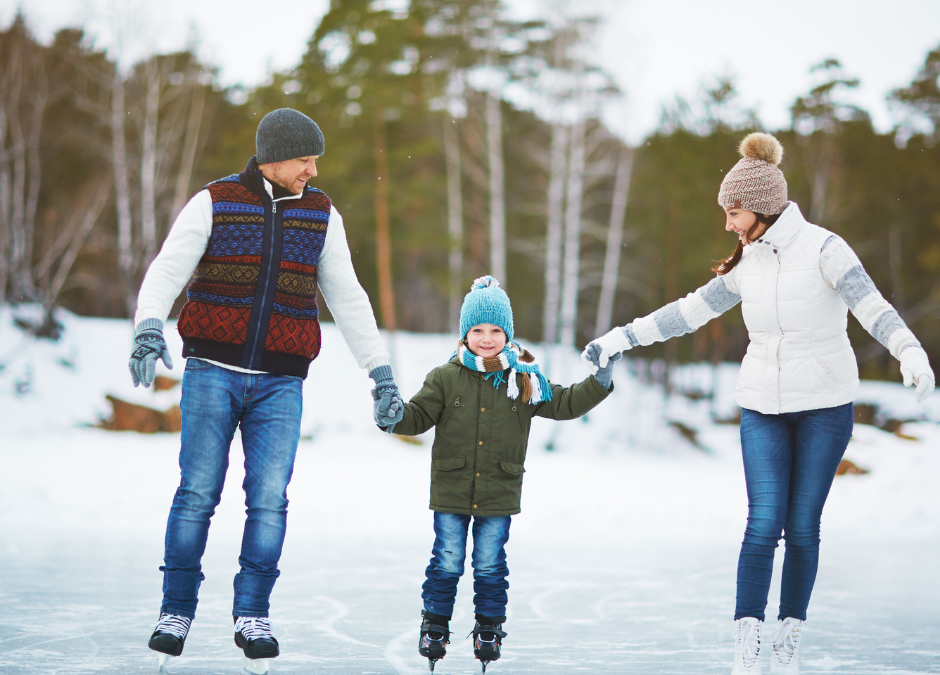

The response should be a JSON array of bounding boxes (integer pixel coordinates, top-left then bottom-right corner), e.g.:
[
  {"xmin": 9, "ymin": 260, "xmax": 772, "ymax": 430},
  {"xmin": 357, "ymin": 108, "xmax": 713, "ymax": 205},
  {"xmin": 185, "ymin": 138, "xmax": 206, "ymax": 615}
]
[{"xmin": 386, "ymin": 276, "xmax": 617, "ymax": 671}]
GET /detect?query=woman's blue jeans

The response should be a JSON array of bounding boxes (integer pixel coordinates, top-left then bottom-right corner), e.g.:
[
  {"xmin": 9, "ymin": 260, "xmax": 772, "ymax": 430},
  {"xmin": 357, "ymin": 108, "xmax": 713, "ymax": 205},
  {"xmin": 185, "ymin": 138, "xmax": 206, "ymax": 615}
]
[
  {"xmin": 160, "ymin": 359, "xmax": 303, "ymax": 619},
  {"xmin": 735, "ymin": 402, "xmax": 853, "ymax": 622},
  {"xmin": 422, "ymin": 512, "xmax": 512, "ymax": 619}
]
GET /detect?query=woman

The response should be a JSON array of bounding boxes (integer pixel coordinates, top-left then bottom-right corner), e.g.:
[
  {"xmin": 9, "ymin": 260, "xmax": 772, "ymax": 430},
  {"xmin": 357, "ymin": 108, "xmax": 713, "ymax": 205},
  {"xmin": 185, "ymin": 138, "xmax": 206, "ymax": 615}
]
[{"xmin": 582, "ymin": 132, "xmax": 935, "ymax": 675}]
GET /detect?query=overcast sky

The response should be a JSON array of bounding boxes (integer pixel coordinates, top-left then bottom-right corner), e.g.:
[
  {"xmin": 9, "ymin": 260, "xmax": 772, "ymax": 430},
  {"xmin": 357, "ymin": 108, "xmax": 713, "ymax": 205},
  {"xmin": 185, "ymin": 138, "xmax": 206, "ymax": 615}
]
[{"xmin": 4, "ymin": 0, "xmax": 940, "ymax": 144}]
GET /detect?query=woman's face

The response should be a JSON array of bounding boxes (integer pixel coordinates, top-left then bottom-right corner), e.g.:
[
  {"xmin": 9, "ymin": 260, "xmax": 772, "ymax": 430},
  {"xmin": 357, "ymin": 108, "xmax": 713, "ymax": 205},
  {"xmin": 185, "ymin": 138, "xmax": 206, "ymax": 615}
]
[{"xmin": 723, "ymin": 206, "xmax": 765, "ymax": 244}]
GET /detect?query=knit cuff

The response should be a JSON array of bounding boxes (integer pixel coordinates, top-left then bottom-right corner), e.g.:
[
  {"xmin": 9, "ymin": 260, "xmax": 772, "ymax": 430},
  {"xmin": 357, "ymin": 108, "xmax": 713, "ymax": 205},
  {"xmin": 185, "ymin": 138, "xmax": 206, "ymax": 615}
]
[
  {"xmin": 135, "ymin": 318, "xmax": 164, "ymax": 335},
  {"xmin": 369, "ymin": 364, "xmax": 394, "ymax": 385}
]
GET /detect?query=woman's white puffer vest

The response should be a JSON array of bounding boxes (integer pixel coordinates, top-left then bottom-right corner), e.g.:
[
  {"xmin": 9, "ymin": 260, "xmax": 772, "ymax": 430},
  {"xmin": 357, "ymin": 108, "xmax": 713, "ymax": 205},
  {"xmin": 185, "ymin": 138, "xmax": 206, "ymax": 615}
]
[{"xmin": 732, "ymin": 202, "xmax": 859, "ymax": 414}]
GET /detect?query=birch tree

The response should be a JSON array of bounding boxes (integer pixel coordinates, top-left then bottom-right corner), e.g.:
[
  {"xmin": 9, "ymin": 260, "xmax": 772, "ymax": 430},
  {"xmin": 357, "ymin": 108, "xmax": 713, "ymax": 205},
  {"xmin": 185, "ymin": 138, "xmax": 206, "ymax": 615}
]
[
  {"xmin": 0, "ymin": 15, "xmax": 48, "ymax": 303},
  {"xmin": 595, "ymin": 145, "xmax": 634, "ymax": 335}
]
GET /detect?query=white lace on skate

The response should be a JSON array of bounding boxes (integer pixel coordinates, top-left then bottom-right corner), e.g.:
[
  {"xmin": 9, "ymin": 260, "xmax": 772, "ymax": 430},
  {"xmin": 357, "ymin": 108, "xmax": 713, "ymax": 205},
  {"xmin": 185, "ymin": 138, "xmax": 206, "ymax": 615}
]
[
  {"xmin": 733, "ymin": 618, "xmax": 761, "ymax": 673},
  {"xmin": 235, "ymin": 616, "xmax": 275, "ymax": 641},
  {"xmin": 772, "ymin": 617, "xmax": 803, "ymax": 669},
  {"xmin": 154, "ymin": 613, "xmax": 191, "ymax": 639}
]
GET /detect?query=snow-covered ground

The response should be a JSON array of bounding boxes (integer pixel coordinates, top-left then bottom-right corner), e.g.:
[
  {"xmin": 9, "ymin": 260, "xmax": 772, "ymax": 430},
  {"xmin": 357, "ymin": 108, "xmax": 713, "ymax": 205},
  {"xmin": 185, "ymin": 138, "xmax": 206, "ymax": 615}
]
[{"xmin": 1, "ymin": 306, "xmax": 938, "ymax": 674}]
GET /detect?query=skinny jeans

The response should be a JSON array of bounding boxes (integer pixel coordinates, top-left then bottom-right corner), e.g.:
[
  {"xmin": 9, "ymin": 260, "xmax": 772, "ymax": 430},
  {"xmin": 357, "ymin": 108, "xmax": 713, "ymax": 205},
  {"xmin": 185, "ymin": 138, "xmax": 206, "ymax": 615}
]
[{"xmin": 734, "ymin": 402, "xmax": 853, "ymax": 622}]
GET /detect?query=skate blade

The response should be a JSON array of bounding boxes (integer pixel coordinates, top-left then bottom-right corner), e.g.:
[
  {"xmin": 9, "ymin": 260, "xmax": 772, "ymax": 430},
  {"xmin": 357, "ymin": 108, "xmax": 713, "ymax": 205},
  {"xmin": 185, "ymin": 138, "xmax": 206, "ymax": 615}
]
[
  {"xmin": 428, "ymin": 657, "xmax": 439, "ymax": 672},
  {"xmin": 156, "ymin": 652, "xmax": 172, "ymax": 671},
  {"xmin": 242, "ymin": 655, "xmax": 271, "ymax": 675}
]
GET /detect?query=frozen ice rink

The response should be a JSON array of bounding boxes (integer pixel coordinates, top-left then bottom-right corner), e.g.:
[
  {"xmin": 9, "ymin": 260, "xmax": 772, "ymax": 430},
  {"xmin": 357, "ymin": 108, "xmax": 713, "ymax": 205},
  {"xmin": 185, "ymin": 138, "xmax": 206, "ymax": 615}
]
[{"xmin": 2, "ymin": 315, "xmax": 939, "ymax": 674}]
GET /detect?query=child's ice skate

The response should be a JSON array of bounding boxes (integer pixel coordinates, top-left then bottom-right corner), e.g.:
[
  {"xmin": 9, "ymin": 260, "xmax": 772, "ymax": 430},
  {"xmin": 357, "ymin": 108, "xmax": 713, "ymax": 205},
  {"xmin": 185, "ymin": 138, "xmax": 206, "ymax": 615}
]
[
  {"xmin": 234, "ymin": 616, "xmax": 279, "ymax": 674},
  {"xmin": 147, "ymin": 613, "xmax": 192, "ymax": 671},
  {"xmin": 418, "ymin": 610, "xmax": 451, "ymax": 672},
  {"xmin": 470, "ymin": 619, "xmax": 507, "ymax": 673}
]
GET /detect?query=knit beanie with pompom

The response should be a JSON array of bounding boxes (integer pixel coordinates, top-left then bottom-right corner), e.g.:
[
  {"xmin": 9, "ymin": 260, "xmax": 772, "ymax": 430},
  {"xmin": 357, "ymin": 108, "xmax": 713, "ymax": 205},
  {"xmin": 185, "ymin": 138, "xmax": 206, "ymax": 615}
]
[
  {"xmin": 459, "ymin": 275, "xmax": 514, "ymax": 343},
  {"xmin": 718, "ymin": 132, "xmax": 787, "ymax": 216}
]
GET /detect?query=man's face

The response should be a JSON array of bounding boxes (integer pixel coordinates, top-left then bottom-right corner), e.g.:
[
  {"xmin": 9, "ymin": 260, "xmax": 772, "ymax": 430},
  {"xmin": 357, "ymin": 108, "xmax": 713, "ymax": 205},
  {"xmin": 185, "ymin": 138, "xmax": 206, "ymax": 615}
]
[{"xmin": 260, "ymin": 156, "xmax": 319, "ymax": 195}]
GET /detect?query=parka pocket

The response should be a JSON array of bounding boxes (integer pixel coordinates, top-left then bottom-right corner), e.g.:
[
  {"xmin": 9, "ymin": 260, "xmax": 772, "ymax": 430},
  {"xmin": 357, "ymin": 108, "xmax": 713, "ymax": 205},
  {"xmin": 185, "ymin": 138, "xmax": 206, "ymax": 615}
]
[
  {"xmin": 433, "ymin": 456, "xmax": 466, "ymax": 471},
  {"xmin": 498, "ymin": 460, "xmax": 525, "ymax": 476},
  {"xmin": 810, "ymin": 357, "xmax": 839, "ymax": 391}
]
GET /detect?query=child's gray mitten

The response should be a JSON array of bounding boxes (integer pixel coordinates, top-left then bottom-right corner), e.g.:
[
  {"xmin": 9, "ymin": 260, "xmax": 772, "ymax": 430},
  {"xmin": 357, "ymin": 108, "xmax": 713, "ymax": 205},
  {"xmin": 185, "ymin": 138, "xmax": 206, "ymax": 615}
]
[
  {"xmin": 369, "ymin": 365, "xmax": 404, "ymax": 433},
  {"xmin": 585, "ymin": 343, "xmax": 622, "ymax": 390},
  {"xmin": 129, "ymin": 319, "xmax": 173, "ymax": 388}
]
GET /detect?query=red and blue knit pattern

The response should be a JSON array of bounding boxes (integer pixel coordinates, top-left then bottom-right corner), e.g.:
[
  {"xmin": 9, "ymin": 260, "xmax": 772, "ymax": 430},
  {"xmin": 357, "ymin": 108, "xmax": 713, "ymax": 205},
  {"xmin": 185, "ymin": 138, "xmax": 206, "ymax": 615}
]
[{"xmin": 177, "ymin": 173, "xmax": 331, "ymax": 376}]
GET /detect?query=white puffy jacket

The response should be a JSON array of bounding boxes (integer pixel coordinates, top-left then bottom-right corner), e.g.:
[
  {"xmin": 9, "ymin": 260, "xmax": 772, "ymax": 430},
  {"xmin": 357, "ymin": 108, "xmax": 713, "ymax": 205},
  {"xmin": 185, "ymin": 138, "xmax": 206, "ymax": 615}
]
[
  {"xmin": 733, "ymin": 204, "xmax": 855, "ymax": 413},
  {"xmin": 621, "ymin": 202, "xmax": 922, "ymax": 415}
]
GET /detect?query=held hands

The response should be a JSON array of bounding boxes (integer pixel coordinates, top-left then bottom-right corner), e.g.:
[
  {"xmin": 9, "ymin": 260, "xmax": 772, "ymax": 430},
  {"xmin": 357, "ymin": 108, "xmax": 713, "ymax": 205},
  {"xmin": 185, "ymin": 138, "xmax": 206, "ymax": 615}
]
[
  {"xmin": 369, "ymin": 365, "xmax": 404, "ymax": 433},
  {"xmin": 129, "ymin": 320, "xmax": 173, "ymax": 387},
  {"xmin": 899, "ymin": 347, "xmax": 935, "ymax": 403},
  {"xmin": 586, "ymin": 344, "xmax": 622, "ymax": 390},
  {"xmin": 581, "ymin": 326, "xmax": 633, "ymax": 375}
]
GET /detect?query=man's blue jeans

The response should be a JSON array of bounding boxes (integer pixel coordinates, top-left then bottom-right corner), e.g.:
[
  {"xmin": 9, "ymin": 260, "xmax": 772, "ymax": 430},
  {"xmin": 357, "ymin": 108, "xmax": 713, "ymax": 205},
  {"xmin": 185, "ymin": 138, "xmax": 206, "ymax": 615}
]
[
  {"xmin": 735, "ymin": 403, "xmax": 853, "ymax": 622},
  {"xmin": 422, "ymin": 512, "xmax": 511, "ymax": 619},
  {"xmin": 160, "ymin": 359, "xmax": 303, "ymax": 619}
]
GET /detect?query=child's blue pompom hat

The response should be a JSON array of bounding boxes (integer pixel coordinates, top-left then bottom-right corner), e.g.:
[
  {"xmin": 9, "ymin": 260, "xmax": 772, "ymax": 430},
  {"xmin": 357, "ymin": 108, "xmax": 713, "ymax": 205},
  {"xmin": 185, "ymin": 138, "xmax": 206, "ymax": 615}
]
[{"xmin": 459, "ymin": 276, "xmax": 514, "ymax": 342}]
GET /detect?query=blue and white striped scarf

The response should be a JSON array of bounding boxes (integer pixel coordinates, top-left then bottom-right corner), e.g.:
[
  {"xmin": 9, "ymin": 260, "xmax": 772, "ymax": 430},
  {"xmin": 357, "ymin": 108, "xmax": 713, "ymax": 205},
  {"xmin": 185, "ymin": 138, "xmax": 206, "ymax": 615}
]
[{"xmin": 455, "ymin": 340, "xmax": 553, "ymax": 404}]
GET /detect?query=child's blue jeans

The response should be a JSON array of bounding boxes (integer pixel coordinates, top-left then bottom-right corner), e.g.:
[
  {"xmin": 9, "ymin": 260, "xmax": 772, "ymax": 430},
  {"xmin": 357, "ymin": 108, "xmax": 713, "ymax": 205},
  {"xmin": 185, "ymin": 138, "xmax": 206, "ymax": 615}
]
[
  {"xmin": 422, "ymin": 512, "xmax": 511, "ymax": 619},
  {"xmin": 735, "ymin": 403, "xmax": 853, "ymax": 622}
]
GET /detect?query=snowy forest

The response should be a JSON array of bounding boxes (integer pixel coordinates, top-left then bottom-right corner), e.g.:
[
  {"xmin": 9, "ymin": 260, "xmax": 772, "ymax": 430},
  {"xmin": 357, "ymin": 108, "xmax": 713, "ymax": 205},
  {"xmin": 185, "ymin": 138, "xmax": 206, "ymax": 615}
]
[{"xmin": 2, "ymin": 2, "xmax": 940, "ymax": 378}]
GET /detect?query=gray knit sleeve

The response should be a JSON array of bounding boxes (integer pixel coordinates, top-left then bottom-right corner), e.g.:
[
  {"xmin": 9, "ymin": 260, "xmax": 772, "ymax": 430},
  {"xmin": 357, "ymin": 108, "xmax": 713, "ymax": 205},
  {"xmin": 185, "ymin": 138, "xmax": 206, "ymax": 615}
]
[
  {"xmin": 629, "ymin": 275, "xmax": 741, "ymax": 346},
  {"xmin": 820, "ymin": 235, "xmax": 921, "ymax": 359}
]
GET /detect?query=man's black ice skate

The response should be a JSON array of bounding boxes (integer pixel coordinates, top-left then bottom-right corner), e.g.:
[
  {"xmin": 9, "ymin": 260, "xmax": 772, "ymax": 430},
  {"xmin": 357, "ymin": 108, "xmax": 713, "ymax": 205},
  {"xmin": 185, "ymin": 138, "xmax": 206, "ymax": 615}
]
[
  {"xmin": 234, "ymin": 617, "xmax": 279, "ymax": 674},
  {"xmin": 470, "ymin": 617, "xmax": 507, "ymax": 673},
  {"xmin": 148, "ymin": 613, "xmax": 192, "ymax": 671},
  {"xmin": 418, "ymin": 610, "xmax": 451, "ymax": 672}
]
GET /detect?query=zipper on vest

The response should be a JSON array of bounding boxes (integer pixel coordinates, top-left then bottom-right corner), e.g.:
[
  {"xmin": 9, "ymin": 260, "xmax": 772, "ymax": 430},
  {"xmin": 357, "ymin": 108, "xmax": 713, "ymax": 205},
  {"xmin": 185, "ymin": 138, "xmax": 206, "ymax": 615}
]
[{"xmin": 246, "ymin": 200, "xmax": 280, "ymax": 368}]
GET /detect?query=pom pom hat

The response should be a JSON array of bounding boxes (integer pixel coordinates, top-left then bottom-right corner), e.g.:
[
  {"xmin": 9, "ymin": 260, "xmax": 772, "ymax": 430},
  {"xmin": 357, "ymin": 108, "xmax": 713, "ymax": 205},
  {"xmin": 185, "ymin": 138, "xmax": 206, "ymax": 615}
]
[
  {"xmin": 717, "ymin": 132, "xmax": 788, "ymax": 216},
  {"xmin": 455, "ymin": 275, "xmax": 553, "ymax": 404},
  {"xmin": 459, "ymin": 275, "xmax": 514, "ymax": 343}
]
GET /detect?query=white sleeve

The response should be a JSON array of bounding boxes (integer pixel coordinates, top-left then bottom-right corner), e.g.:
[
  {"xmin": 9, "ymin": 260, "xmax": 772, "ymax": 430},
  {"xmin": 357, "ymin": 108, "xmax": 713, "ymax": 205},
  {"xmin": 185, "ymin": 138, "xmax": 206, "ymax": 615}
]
[
  {"xmin": 134, "ymin": 190, "xmax": 212, "ymax": 326},
  {"xmin": 317, "ymin": 206, "xmax": 391, "ymax": 372},
  {"xmin": 820, "ymin": 235, "xmax": 921, "ymax": 359},
  {"xmin": 628, "ymin": 274, "xmax": 742, "ymax": 347}
]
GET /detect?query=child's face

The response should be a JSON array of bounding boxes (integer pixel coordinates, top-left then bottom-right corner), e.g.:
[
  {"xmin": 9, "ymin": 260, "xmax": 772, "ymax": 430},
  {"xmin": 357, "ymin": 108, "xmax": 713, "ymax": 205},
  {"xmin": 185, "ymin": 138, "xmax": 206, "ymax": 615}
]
[{"xmin": 465, "ymin": 323, "xmax": 507, "ymax": 358}]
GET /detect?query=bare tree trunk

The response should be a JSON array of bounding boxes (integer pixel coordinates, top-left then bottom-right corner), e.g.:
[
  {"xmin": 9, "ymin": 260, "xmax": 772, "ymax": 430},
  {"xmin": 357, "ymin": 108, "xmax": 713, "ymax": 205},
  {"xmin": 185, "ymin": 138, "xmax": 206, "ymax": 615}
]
[
  {"xmin": 45, "ymin": 181, "xmax": 112, "ymax": 307},
  {"xmin": 373, "ymin": 113, "xmax": 396, "ymax": 332},
  {"xmin": 0, "ymin": 102, "xmax": 9, "ymax": 302},
  {"xmin": 444, "ymin": 114, "xmax": 464, "ymax": 332},
  {"xmin": 171, "ymin": 74, "xmax": 206, "ymax": 220},
  {"xmin": 888, "ymin": 221, "xmax": 904, "ymax": 313},
  {"xmin": 559, "ymin": 115, "xmax": 586, "ymax": 348},
  {"xmin": 805, "ymin": 138, "xmax": 831, "ymax": 225},
  {"xmin": 542, "ymin": 122, "xmax": 567, "ymax": 343},
  {"xmin": 485, "ymin": 82, "xmax": 506, "ymax": 284},
  {"xmin": 595, "ymin": 146, "xmax": 634, "ymax": 335},
  {"xmin": 111, "ymin": 71, "xmax": 135, "ymax": 316},
  {"xmin": 139, "ymin": 61, "xmax": 161, "ymax": 269}
]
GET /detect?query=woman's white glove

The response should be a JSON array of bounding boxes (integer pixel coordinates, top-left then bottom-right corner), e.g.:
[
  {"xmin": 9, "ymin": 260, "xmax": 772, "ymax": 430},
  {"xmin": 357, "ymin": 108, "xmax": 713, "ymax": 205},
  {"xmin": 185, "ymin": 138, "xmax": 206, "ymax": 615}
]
[
  {"xmin": 899, "ymin": 347, "xmax": 935, "ymax": 403},
  {"xmin": 581, "ymin": 326, "xmax": 633, "ymax": 375}
]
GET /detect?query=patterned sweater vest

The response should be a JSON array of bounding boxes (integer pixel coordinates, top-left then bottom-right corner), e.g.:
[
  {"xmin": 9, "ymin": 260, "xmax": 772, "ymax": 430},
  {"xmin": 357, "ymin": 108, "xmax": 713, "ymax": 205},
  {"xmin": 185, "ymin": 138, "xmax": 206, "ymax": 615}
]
[{"xmin": 177, "ymin": 165, "xmax": 331, "ymax": 378}]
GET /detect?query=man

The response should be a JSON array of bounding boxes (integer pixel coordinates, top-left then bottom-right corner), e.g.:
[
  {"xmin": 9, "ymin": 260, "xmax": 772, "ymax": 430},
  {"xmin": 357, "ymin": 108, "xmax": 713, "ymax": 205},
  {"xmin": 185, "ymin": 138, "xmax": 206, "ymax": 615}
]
[{"xmin": 128, "ymin": 108, "xmax": 403, "ymax": 670}]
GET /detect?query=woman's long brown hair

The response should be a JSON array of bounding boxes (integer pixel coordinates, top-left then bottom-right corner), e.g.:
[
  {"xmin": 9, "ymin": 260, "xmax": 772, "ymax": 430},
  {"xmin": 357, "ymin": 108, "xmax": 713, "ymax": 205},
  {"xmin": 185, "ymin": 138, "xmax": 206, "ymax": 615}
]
[{"xmin": 712, "ymin": 212, "xmax": 781, "ymax": 275}]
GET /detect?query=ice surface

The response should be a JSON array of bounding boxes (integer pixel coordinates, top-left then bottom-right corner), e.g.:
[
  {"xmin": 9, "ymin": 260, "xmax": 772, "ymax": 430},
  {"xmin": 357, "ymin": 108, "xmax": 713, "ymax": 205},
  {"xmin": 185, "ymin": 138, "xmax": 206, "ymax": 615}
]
[{"xmin": 1, "ymin": 308, "xmax": 938, "ymax": 674}]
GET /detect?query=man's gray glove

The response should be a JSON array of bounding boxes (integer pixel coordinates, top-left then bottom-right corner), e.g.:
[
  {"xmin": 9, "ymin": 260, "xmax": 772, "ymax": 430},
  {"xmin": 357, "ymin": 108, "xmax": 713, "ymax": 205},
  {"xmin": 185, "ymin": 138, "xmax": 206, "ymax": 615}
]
[
  {"xmin": 129, "ymin": 319, "xmax": 173, "ymax": 388},
  {"xmin": 583, "ymin": 342, "xmax": 622, "ymax": 390},
  {"xmin": 369, "ymin": 365, "xmax": 404, "ymax": 433}
]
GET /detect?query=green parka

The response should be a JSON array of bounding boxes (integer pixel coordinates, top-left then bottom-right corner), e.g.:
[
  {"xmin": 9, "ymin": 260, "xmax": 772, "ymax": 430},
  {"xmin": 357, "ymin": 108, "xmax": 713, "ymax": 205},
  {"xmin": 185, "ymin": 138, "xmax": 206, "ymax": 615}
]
[{"xmin": 391, "ymin": 357, "xmax": 612, "ymax": 516}]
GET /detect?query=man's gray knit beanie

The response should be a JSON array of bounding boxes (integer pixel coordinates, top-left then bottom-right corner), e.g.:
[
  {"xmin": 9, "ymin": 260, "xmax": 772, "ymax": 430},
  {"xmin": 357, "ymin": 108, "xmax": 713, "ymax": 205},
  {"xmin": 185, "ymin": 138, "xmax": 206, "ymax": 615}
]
[{"xmin": 255, "ymin": 108, "xmax": 325, "ymax": 164}]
